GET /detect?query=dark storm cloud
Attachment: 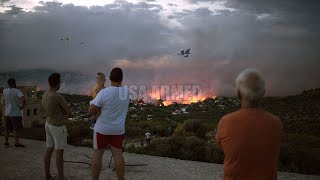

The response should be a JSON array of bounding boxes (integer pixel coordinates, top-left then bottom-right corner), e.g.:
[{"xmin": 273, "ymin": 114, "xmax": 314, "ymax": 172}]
[
  {"xmin": 0, "ymin": 0, "xmax": 10, "ymax": 4},
  {"xmin": 0, "ymin": 1, "xmax": 177, "ymax": 71},
  {"xmin": 0, "ymin": 0, "xmax": 319, "ymax": 96},
  {"xmin": 172, "ymin": 0, "xmax": 320, "ymax": 95},
  {"xmin": 5, "ymin": 5, "xmax": 24, "ymax": 14}
]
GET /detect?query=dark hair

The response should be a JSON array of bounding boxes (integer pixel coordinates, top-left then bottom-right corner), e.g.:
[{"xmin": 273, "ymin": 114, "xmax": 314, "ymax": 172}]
[
  {"xmin": 109, "ymin": 67, "xmax": 123, "ymax": 82},
  {"xmin": 48, "ymin": 73, "xmax": 61, "ymax": 87},
  {"xmin": 7, "ymin": 78, "xmax": 16, "ymax": 87}
]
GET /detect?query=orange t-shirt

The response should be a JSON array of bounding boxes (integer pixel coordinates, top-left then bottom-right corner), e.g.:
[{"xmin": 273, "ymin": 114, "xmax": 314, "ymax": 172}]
[{"xmin": 216, "ymin": 108, "xmax": 283, "ymax": 180}]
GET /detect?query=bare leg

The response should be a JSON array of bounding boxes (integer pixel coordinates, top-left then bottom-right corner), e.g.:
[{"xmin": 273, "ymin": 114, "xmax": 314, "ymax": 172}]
[
  {"xmin": 4, "ymin": 117, "xmax": 9, "ymax": 144},
  {"xmin": 14, "ymin": 130, "xmax": 20, "ymax": 145},
  {"xmin": 111, "ymin": 146, "xmax": 125, "ymax": 180},
  {"xmin": 4, "ymin": 128, "xmax": 9, "ymax": 144},
  {"xmin": 44, "ymin": 147, "xmax": 54, "ymax": 180},
  {"xmin": 56, "ymin": 149, "xmax": 65, "ymax": 180},
  {"xmin": 91, "ymin": 148, "xmax": 105, "ymax": 180}
]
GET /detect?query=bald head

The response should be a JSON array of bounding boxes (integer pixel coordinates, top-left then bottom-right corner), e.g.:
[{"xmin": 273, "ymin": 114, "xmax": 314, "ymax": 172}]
[{"xmin": 236, "ymin": 68, "xmax": 265, "ymax": 102}]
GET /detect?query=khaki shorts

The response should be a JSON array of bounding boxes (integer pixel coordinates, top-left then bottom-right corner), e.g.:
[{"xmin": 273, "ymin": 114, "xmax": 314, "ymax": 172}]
[{"xmin": 45, "ymin": 122, "xmax": 68, "ymax": 150}]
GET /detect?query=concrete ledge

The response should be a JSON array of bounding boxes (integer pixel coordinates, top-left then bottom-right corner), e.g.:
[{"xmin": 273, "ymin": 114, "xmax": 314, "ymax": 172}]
[{"xmin": 0, "ymin": 138, "xmax": 319, "ymax": 180}]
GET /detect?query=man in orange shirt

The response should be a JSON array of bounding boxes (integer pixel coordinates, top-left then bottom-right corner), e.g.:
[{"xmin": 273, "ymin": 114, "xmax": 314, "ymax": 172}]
[{"xmin": 215, "ymin": 69, "xmax": 283, "ymax": 180}]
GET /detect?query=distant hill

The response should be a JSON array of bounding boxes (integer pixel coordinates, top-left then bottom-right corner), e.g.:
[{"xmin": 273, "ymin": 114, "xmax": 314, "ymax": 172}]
[
  {"xmin": 0, "ymin": 69, "xmax": 94, "ymax": 95},
  {"xmin": 261, "ymin": 88, "xmax": 320, "ymax": 137}
]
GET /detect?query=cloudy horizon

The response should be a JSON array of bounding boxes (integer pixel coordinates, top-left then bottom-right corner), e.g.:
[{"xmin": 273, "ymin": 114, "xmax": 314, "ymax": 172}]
[{"xmin": 0, "ymin": 0, "xmax": 319, "ymax": 96}]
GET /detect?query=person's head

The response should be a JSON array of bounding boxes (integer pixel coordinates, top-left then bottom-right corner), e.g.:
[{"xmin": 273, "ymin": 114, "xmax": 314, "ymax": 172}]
[
  {"xmin": 7, "ymin": 78, "xmax": 16, "ymax": 88},
  {"xmin": 96, "ymin": 72, "xmax": 106, "ymax": 84},
  {"xmin": 109, "ymin": 67, "xmax": 123, "ymax": 84},
  {"xmin": 48, "ymin": 73, "xmax": 61, "ymax": 90},
  {"xmin": 236, "ymin": 68, "xmax": 265, "ymax": 106}
]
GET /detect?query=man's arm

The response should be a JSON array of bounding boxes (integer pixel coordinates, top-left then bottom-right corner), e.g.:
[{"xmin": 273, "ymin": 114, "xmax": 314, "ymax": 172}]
[
  {"xmin": 58, "ymin": 95, "xmax": 71, "ymax": 115},
  {"xmin": 89, "ymin": 90, "xmax": 103, "ymax": 116},
  {"xmin": 88, "ymin": 104, "xmax": 100, "ymax": 116},
  {"xmin": 41, "ymin": 105, "xmax": 47, "ymax": 119},
  {"xmin": 1, "ymin": 96, "xmax": 5, "ymax": 108},
  {"xmin": 16, "ymin": 89, "xmax": 26, "ymax": 110},
  {"xmin": 215, "ymin": 118, "xmax": 224, "ymax": 148},
  {"xmin": 19, "ymin": 96, "xmax": 26, "ymax": 110}
]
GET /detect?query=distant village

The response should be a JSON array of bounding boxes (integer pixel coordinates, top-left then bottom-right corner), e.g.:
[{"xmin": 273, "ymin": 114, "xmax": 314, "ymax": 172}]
[{"xmin": 0, "ymin": 85, "xmax": 241, "ymax": 127}]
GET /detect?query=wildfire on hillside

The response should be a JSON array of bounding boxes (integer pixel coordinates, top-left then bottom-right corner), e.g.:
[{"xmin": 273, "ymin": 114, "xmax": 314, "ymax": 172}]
[{"xmin": 80, "ymin": 83, "xmax": 217, "ymax": 106}]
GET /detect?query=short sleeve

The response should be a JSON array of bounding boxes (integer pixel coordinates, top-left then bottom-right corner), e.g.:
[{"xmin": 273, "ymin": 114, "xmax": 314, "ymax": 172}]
[
  {"xmin": 90, "ymin": 91, "xmax": 104, "ymax": 107},
  {"xmin": 16, "ymin": 89, "xmax": 24, "ymax": 98}
]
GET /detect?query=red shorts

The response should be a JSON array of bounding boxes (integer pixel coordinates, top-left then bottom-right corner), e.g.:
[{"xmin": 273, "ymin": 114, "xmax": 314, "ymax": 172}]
[{"xmin": 93, "ymin": 132, "xmax": 124, "ymax": 150}]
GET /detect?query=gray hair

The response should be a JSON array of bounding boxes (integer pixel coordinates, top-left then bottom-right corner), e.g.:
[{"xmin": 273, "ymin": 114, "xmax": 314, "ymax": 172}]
[{"xmin": 236, "ymin": 68, "xmax": 265, "ymax": 101}]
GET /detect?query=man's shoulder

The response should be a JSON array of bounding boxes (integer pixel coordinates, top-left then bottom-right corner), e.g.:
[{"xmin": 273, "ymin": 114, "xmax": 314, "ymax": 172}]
[
  {"xmin": 3, "ymin": 88, "xmax": 21, "ymax": 95},
  {"xmin": 263, "ymin": 110, "xmax": 281, "ymax": 124},
  {"xmin": 221, "ymin": 110, "xmax": 242, "ymax": 122},
  {"xmin": 43, "ymin": 91, "xmax": 64, "ymax": 99},
  {"xmin": 103, "ymin": 86, "xmax": 129, "ymax": 93}
]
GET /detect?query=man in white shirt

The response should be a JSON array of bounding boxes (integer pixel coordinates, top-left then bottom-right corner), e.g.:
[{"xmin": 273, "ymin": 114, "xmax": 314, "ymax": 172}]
[
  {"xmin": 3, "ymin": 78, "xmax": 26, "ymax": 147},
  {"xmin": 89, "ymin": 67, "xmax": 129, "ymax": 180},
  {"xmin": 145, "ymin": 131, "xmax": 151, "ymax": 145}
]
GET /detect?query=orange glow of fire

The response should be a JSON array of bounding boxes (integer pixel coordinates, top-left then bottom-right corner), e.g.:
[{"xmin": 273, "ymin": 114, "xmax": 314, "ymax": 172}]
[
  {"xmin": 159, "ymin": 95, "xmax": 217, "ymax": 106},
  {"xmin": 82, "ymin": 90, "xmax": 93, "ymax": 97}
]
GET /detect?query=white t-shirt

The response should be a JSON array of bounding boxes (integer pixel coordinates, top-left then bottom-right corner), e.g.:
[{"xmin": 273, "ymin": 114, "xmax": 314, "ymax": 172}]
[
  {"xmin": 3, "ymin": 88, "xmax": 24, "ymax": 117},
  {"xmin": 145, "ymin": 132, "xmax": 151, "ymax": 139},
  {"xmin": 91, "ymin": 86, "xmax": 130, "ymax": 135}
]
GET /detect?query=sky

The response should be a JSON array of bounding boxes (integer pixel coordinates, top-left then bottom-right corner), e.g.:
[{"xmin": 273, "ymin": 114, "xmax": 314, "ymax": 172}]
[{"xmin": 0, "ymin": 0, "xmax": 319, "ymax": 96}]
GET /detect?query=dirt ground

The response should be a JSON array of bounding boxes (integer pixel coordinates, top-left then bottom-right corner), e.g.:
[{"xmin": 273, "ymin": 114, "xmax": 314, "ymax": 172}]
[{"xmin": 0, "ymin": 138, "xmax": 319, "ymax": 180}]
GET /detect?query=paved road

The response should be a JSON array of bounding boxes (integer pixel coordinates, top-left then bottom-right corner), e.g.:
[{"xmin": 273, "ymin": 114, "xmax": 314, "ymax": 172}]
[{"xmin": 0, "ymin": 138, "xmax": 319, "ymax": 180}]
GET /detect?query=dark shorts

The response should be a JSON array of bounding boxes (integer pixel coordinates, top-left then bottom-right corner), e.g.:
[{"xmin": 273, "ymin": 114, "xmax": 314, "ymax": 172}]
[
  {"xmin": 93, "ymin": 132, "xmax": 124, "ymax": 150},
  {"xmin": 5, "ymin": 116, "xmax": 23, "ymax": 131}
]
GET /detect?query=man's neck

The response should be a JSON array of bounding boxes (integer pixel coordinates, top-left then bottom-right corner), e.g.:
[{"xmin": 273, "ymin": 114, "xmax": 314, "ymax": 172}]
[
  {"xmin": 111, "ymin": 82, "xmax": 121, "ymax": 87},
  {"xmin": 240, "ymin": 100, "xmax": 259, "ymax": 108},
  {"xmin": 49, "ymin": 87, "xmax": 58, "ymax": 92}
]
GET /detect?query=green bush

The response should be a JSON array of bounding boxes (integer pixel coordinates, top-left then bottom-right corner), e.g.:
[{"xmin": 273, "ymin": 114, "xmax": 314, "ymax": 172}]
[
  {"xmin": 279, "ymin": 134, "xmax": 320, "ymax": 174},
  {"xmin": 174, "ymin": 119, "xmax": 209, "ymax": 139},
  {"xmin": 31, "ymin": 121, "xmax": 44, "ymax": 128},
  {"xmin": 66, "ymin": 121, "xmax": 92, "ymax": 145},
  {"xmin": 126, "ymin": 135, "xmax": 224, "ymax": 163},
  {"xmin": 126, "ymin": 119, "xmax": 178, "ymax": 138},
  {"xmin": 19, "ymin": 127, "xmax": 46, "ymax": 141}
]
